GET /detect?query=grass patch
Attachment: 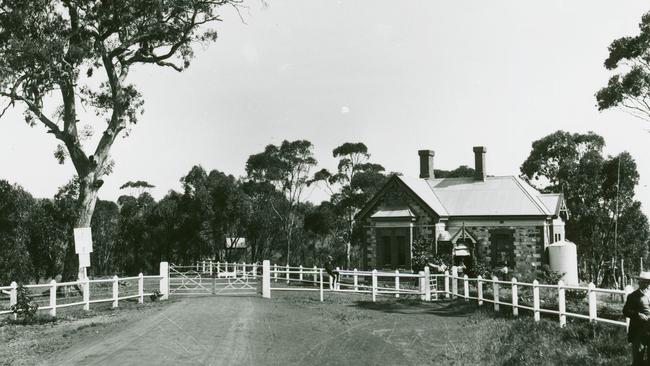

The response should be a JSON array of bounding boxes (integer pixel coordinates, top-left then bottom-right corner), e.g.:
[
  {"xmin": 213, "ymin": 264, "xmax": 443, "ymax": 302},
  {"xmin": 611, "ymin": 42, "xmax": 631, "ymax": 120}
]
[{"xmin": 451, "ymin": 303, "xmax": 630, "ymax": 365}]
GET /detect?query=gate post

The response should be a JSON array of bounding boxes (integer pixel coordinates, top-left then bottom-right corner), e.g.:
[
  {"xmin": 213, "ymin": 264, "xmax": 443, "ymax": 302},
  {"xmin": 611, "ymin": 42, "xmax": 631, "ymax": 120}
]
[
  {"xmin": 9, "ymin": 282, "xmax": 17, "ymax": 320},
  {"xmin": 138, "ymin": 273, "xmax": 144, "ymax": 304},
  {"xmin": 159, "ymin": 262, "xmax": 169, "ymax": 300},
  {"xmin": 262, "ymin": 260, "xmax": 271, "ymax": 299}
]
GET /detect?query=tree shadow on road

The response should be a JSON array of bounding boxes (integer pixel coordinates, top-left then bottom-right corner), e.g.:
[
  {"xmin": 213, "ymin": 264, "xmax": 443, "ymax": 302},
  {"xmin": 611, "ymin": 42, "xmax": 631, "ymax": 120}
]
[{"xmin": 350, "ymin": 299, "xmax": 478, "ymax": 317}]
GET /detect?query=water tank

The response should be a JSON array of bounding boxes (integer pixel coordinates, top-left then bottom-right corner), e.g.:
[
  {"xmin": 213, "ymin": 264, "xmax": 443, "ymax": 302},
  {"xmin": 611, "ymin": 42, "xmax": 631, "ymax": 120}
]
[{"xmin": 548, "ymin": 240, "xmax": 579, "ymax": 285}]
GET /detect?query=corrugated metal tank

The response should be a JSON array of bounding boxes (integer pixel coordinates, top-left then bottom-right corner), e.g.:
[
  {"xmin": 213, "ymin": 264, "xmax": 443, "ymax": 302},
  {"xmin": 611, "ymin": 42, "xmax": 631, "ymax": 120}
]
[{"xmin": 548, "ymin": 240, "xmax": 579, "ymax": 285}]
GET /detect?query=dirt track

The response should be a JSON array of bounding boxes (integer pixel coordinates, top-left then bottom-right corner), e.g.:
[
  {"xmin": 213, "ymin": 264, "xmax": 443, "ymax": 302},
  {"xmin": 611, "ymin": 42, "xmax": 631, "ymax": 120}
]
[{"xmin": 44, "ymin": 293, "xmax": 473, "ymax": 366}]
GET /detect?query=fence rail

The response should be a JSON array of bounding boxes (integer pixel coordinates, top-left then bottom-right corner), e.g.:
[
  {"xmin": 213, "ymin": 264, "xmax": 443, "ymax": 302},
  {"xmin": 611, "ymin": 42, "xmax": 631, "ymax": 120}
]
[
  {"xmin": 259, "ymin": 261, "xmax": 632, "ymax": 329},
  {"xmin": 1, "ymin": 262, "xmax": 170, "ymax": 318}
]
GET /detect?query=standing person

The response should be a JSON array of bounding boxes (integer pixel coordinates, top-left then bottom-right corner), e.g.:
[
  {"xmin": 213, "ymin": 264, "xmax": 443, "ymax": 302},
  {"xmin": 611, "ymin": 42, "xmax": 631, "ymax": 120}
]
[
  {"xmin": 324, "ymin": 255, "xmax": 340, "ymax": 290},
  {"xmin": 623, "ymin": 271, "xmax": 650, "ymax": 366}
]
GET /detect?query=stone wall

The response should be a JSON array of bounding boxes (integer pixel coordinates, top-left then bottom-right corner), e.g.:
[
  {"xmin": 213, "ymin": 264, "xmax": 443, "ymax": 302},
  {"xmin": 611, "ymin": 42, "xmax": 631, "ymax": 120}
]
[
  {"xmin": 450, "ymin": 224, "xmax": 544, "ymax": 275},
  {"xmin": 361, "ymin": 179, "xmax": 437, "ymax": 269}
]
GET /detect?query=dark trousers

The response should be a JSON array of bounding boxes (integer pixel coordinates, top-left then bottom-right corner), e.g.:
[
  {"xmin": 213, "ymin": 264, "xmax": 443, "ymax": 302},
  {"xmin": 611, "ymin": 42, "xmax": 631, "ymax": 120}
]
[{"xmin": 632, "ymin": 342, "xmax": 650, "ymax": 366}]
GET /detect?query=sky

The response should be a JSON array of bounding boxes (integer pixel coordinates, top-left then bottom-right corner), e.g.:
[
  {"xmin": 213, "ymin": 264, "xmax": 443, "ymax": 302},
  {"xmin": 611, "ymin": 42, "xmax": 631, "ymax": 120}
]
[{"xmin": 2, "ymin": 0, "xmax": 650, "ymax": 216}]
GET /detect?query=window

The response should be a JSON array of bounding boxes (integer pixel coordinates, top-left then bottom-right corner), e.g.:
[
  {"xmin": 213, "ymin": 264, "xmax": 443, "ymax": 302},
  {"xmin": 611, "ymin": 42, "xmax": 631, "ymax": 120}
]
[{"xmin": 490, "ymin": 230, "xmax": 515, "ymax": 267}]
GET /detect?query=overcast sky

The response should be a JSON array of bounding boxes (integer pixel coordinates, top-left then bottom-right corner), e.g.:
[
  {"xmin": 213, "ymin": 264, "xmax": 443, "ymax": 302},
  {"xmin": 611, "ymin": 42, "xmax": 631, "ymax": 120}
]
[{"xmin": 2, "ymin": 0, "xmax": 650, "ymax": 216}]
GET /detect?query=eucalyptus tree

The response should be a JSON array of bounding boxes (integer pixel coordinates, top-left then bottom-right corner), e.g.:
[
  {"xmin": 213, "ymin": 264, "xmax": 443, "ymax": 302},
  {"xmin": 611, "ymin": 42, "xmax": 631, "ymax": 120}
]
[
  {"xmin": 246, "ymin": 140, "xmax": 317, "ymax": 264},
  {"xmin": 596, "ymin": 11, "xmax": 650, "ymax": 122},
  {"xmin": 310, "ymin": 142, "xmax": 386, "ymax": 267},
  {"xmin": 0, "ymin": 0, "xmax": 239, "ymax": 278},
  {"xmin": 521, "ymin": 131, "xmax": 649, "ymax": 282}
]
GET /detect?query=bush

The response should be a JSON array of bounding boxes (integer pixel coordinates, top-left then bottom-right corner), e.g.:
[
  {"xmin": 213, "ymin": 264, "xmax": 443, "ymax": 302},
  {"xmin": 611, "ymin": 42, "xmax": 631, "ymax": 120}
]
[
  {"xmin": 411, "ymin": 236, "xmax": 434, "ymax": 272},
  {"xmin": 10, "ymin": 284, "xmax": 39, "ymax": 322},
  {"xmin": 467, "ymin": 259, "xmax": 492, "ymax": 278},
  {"xmin": 149, "ymin": 289, "xmax": 163, "ymax": 301}
]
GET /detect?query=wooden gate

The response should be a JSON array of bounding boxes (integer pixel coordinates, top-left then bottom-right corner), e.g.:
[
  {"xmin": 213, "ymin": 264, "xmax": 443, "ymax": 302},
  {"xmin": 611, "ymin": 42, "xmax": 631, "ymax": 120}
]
[{"xmin": 168, "ymin": 263, "xmax": 258, "ymax": 296}]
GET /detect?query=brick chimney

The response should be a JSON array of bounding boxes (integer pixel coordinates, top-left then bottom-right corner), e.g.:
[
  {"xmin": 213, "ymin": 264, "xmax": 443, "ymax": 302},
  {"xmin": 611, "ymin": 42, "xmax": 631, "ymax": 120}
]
[
  {"xmin": 418, "ymin": 150, "xmax": 435, "ymax": 179},
  {"xmin": 473, "ymin": 146, "xmax": 487, "ymax": 181}
]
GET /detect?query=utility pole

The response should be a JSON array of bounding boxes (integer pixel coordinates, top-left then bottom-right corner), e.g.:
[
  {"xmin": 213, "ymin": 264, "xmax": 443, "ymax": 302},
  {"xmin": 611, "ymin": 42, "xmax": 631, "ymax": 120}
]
[{"xmin": 614, "ymin": 157, "xmax": 622, "ymax": 288}]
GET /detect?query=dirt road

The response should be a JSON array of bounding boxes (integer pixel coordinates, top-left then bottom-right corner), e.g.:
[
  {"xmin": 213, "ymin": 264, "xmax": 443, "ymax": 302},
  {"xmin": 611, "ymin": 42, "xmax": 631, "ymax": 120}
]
[{"xmin": 44, "ymin": 294, "xmax": 472, "ymax": 366}]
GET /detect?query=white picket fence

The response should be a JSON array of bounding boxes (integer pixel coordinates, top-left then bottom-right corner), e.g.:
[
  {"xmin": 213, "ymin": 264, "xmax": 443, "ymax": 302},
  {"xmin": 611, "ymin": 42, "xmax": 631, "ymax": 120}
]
[
  {"xmin": 261, "ymin": 261, "xmax": 632, "ymax": 329},
  {"xmin": 443, "ymin": 266, "xmax": 633, "ymax": 328},
  {"xmin": 0, "ymin": 262, "xmax": 170, "ymax": 318},
  {"xmin": 262, "ymin": 260, "xmax": 434, "ymax": 302}
]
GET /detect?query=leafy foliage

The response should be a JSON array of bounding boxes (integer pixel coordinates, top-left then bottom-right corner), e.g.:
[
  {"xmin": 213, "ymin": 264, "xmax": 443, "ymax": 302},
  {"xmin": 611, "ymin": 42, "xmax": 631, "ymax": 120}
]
[
  {"xmin": 411, "ymin": 236, "xmax": 433, "ymax": 272},
  {"xmin": 10, "ymin": 284, "xmax": 39, "ymax": 322},
  {"xmin": 0, "ymin": 0, "xmax": 241, "ymax": 279},
  {"xmin": 309, "ymin": 142, "xmax": 387, "ymax": 267},
  {"xmin": 597, "ymin": 12, "xmax": 650, "ymax": 121},
  {"xmin": 521, "ymin": 131, "xmax": 650, "ymax": 283},
  {"xmin": 246, "ymin": 140, "xmax": 317, "ymax": 263}
]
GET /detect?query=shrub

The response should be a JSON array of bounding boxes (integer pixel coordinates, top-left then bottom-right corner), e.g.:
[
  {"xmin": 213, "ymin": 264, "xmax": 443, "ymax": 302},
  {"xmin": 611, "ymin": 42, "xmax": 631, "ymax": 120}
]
[
  {"xmin": 149, "ymin": 289, "xmax": 163, "ymax": 301},
  {"xmin": 537, "ymin": 265, "xmax": 565, "ymax": 284},
  {"xmin": 467, "ymin": 259, "xmax": 492, "ymax": 278},
  {"xmin": 411, "ymin": 236, "xmax": 434, "ymax": 272},
  {"xmin": 10, "ymin": 284, "xmax": 39, "ymax": 322}
]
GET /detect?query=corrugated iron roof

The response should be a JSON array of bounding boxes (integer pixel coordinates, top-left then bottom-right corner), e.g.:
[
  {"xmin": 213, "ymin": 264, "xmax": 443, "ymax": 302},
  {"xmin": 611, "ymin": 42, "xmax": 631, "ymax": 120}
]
[
  {"xmin": 397, "ymin": 175, "xmax": 554, "ymax": 217},
  {"xmin": 538, "ymin": 193, "xmax": 562, "ymax": 215}
]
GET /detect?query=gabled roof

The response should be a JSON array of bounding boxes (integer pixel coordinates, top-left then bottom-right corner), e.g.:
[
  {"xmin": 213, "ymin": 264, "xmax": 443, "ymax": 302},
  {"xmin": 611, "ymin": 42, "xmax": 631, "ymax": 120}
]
[
  {"xmin": 397, "ymin": 175, "xmax": 556, "ymax": 217},
  {"xmin": 538, "ymin": 193, "xmax": 562, "ymax": 216}
]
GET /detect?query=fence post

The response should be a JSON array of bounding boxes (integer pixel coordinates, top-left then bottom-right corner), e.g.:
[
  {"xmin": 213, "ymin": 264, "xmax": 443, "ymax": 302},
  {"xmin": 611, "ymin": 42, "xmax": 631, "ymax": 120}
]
[
  {"xmin": 444, "ymin": 270, "xmax": 450, "ymax": 299},
  {"xmin": 395, "ymin": 270, "xmax": 400, "ymax": 298},
  {"xmin": 625, "ymin": 285, "xmax": 634, "ymax": 331},
  {"xmin": 335, "ymin": 267, "xmax": 340, "ymax": 290},
  {"xmin": 511, "ymin": 277, "xmax": 518, "ymax": 316},
  {"xmin": 273, "ymin": 264, "xmax": 278, "ymax": 282},
  {"xmin": 253, "ymin": 263, "xmax": 258, "ymax": 279},
  {"xmin": 492, "ymin": 276, "xmax": 500, "ymax": 311},
  {"xmin": 419, "ymin": 271, "xmax": 426, "ymax": 300},
  {"xmin": 217, "ymin": 261, "xmax": 221, "ymax": 274},
  {"xmin": 451, "ymin": 266, "xmax": 458, "ymax": 298},
  {"xmin": 9, "ymin": 281, "xmax": 17, "ymax": 320},
  {"xmin": 49, "ymin": 280, "xmax": 57, "ymax": 317},
  {"xmin": 159, "ymin": 262, "xmax": 169, "ymax": 300},
  {"xmin": 353, "ymin": 269, "xmax": 359, "ymax": 292},
  {"xmin": 588, "ymin": 282, "xmax": 597, "ymax": 322},
  {"xmin": 558, "ymin": 280, "xmax": 566, "ymax": 328},
  {"xmin": 112, "ymin": 275, "xmax": 119, "ymax": 308},
  {"xmin": 262, "ymin": 260, "xmax": 271, "ymax": 299},
  {"xmin": 533, "ymin": 280, "xmax": 540, "ymax": 322},
  {"xmin": 209, "ymin": 260, "xmax": 213, "ymax": 276},
  {"xmin": 319, "ymin": 268, "xmax": 324, "ymax": 302},
  {"xmin": 286, "ymin": 264, "xmax": 290, "ymax": 284},
  {"xmin": 463, "ymin": 275, "xmax": 469, "ymax": 302},
  {"xmin": 202, "ymin": 260, "xmax": 206, "ymax": 273},
  {"xmin": 83, "ymin": 277, "xmax": 90, "ymax": 311},
  {"xmin": 138, "ymin": 273, "xmax": 144, "ymax": 304},
  {"xmin": 477, "ymin": 275, "xmax": 483, "ymax": 306},
  {"xmin": 313, "ymin": 266, "xmax": 318, "ymax": 287},
  {"xmin": 424, "ymin": 266, "xmax": 431, "ymax": 301},
  {"xmin": 372, "ymin": 269, "xmax": 377, "ymax": 302},
  {"xmin": 329, "ymin": 269, "xmax": 333, "ymax": 289},
  {"xmin": 299, "ymin": 265, "xmax": 303, "ymax": 282}
]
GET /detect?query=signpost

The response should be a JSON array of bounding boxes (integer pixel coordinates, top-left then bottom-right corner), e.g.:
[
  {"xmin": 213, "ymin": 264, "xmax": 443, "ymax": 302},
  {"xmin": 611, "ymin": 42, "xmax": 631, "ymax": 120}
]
[{"xmin": 74, "ymin": 227, "xmax": 93, "ymax": 280}]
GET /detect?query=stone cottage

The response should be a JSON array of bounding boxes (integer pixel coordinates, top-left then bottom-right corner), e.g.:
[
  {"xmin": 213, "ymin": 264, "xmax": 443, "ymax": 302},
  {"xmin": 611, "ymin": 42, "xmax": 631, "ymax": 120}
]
[{"xmin": 355, "ymin": 147, "xmax": 569, "ymax": 273}]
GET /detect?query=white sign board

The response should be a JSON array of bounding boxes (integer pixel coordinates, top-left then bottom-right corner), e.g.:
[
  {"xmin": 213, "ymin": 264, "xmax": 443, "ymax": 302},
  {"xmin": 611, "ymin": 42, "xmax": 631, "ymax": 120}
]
[
  {"xmin": 74, "ymin": 227, "xmax": 93, "ymax": 254},
  {"xmin": 78, "ymin": 253, "xmax": 91, "ymax": 268}
]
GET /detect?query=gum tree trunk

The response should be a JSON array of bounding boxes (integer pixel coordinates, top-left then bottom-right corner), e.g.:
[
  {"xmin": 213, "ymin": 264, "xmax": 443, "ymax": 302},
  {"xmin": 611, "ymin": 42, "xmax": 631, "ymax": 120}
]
[{"xmin": 62, "ymin": 173, "xmax": 101, "ymax": 281}]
